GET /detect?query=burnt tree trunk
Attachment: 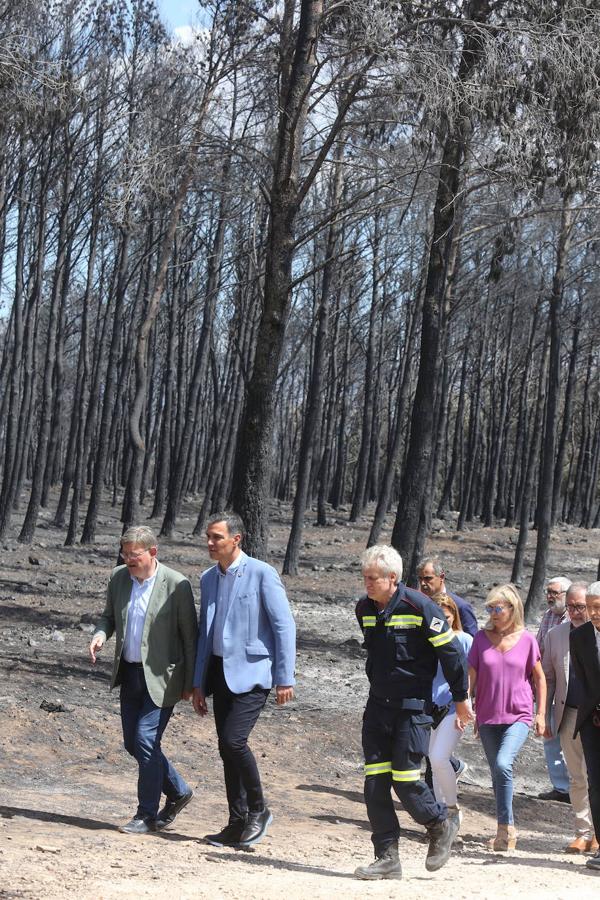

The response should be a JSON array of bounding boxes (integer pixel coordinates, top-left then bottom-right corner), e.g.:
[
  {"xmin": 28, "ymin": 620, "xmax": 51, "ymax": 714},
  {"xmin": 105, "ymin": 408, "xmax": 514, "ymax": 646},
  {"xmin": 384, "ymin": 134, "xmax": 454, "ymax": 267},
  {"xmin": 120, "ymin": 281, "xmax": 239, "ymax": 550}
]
[
  {"xmin": 525, "ymin": 198, "xmax": 573, "ymax": 621},
  {"xmin": 231, "ymin": 0, "xmax": 325, "ymax": 557},
  {"xmin": 391, "ymin": 0, "xmax": 491, "ymax": 580}
]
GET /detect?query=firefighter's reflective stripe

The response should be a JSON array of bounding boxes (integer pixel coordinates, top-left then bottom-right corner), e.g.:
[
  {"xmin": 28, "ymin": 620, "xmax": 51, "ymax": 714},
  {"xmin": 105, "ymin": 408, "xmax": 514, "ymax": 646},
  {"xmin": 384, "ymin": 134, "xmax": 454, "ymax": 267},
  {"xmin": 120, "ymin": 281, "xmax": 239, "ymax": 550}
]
[
  {"xmin": 428, "ymin": 630, "xmax": 455, "ymax": 648},
  {"xmin": 362, "ymin": 616, "xmax": 376, "ymax": 627},
  {"xmin": 386, "ymin": 615, "xmax": 423, "ymax": 628},
  {"xmin": 391, "ymin": 768, "xmax": 421, "ymax": 782},
  {"xmin": 364, "ymin": 761, "xmax": 392, "ymax": 776}
]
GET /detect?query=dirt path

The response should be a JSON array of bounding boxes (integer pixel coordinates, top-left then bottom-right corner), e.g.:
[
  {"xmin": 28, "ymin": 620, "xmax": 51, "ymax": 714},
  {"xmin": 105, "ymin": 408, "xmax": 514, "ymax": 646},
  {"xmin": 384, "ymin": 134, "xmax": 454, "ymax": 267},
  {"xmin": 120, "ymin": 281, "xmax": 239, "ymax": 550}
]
[{"xmin": 1, "ymin": 501, "xmax": 599, "ymax": 898}]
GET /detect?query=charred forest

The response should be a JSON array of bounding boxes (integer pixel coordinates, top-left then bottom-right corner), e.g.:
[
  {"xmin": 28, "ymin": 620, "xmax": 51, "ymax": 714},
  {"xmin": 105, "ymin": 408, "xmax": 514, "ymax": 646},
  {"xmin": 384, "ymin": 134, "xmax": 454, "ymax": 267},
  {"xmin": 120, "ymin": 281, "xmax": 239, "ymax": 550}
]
[{"xmin": 1, "ymin": 0, "xmax": 600, "ymax": 621}]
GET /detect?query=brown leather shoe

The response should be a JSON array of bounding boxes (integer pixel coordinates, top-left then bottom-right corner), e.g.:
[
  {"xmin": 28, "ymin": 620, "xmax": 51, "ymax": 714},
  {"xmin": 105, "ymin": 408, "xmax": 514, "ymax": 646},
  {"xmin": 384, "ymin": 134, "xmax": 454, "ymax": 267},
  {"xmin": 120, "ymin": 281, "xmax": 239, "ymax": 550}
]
[
  {"xmin": 588, "ymin": 836, "xmax": 599, "ymax": 853},
  {"xmin": 565, "ymin": 836, "xmax": 590, "ymax": 854}
]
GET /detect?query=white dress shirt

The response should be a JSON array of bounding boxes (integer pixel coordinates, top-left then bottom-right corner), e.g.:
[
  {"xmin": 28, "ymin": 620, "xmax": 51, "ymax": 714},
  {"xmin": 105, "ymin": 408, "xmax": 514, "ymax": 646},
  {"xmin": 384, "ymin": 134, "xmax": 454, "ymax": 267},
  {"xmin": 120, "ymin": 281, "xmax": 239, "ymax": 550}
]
[
  {"xmin": 123, "ymin": 563, "xmax": 158, "ymax": 662},
  {"xmin": 212, "ymin": 552, "xmax": 245, "ymax": 657}
]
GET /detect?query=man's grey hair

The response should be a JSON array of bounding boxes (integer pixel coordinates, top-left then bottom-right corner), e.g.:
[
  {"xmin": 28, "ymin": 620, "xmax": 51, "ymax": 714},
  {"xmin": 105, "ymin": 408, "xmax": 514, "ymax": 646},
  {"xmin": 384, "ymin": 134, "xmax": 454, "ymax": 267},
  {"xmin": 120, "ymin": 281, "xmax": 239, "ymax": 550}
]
[
  {"xmin": 416, "ymin": 556, "xmax": 444, "ymax": 577},
  {"xmin": 120, "ymin": 525, "xmax": 157, "ymax": 549},
  {"xmin": 207, "ymin": 510, "xmax": 246, "ymax": 539},
  {"xmin": 361, "ymin": 545, "xmax": 403, "ymax": 581},
  {"xmin": 547, "ymin": 575, "xmax": 572, "ymax": 592},
  {"xmin": 566, "ymin": 581, "xmax": 588, "ymax": 600},
  {"xmin": 586, "ymin": 581, "xmax": 600, "ymax": 599}
]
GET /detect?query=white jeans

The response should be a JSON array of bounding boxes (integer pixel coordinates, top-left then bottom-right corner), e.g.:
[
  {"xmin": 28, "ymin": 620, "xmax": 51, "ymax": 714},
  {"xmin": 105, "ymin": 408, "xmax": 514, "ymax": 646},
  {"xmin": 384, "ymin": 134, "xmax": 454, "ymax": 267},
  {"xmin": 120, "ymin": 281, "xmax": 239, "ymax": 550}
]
[{"xmin": 429, "ymin": 711, "xmax": 462, "ymax": 806}]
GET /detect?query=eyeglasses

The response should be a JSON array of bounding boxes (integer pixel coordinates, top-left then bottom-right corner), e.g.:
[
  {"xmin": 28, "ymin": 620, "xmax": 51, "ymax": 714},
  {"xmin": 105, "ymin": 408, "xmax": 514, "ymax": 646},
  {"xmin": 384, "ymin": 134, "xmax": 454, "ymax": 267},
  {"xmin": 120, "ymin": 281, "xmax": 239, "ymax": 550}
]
[
  {"xmin": 486, "ymin": 604, "xmax": 509, "ymax": 614},
  {"xmin": 566, "ymin": 603, "xmax": 587, "ymax": 612},
  {"xmin": 121, "ymin": 550, "xmax": 150, "ymax": 561},
  {"xmin": 546, "ymin": 589, "xmax": 566, "ymax": 598}
]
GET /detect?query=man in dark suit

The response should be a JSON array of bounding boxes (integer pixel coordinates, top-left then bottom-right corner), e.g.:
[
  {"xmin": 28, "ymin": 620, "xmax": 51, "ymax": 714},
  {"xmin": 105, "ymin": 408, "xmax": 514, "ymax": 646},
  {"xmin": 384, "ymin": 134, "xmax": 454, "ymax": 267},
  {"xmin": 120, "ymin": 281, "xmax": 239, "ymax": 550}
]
[
  {"xmin": 570, "ymin": 581, "xmax": 600, "ymax": 871},
  {"xmin": 417, "ymin": 557, "xmax": 477, "ymax": 637},
  {"xmin": 90, "ymin": 526, "xmax": 197, "ymax": 834},
  {"xmin": 192, "ymin": 511, "xmax": 296, "ymax": 849},
  {"xmin": 417, "ymin": 556, "xmax": 476, "ymax": 782}
]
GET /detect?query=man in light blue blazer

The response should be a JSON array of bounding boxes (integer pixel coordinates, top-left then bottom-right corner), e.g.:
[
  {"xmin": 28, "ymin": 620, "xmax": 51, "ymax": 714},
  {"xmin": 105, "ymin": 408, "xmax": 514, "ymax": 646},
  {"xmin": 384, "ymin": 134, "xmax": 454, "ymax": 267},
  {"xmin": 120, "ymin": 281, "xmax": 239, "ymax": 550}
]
[{"xmin": 192, "ymin": 511, "xmax": 296, "ymax": 849}]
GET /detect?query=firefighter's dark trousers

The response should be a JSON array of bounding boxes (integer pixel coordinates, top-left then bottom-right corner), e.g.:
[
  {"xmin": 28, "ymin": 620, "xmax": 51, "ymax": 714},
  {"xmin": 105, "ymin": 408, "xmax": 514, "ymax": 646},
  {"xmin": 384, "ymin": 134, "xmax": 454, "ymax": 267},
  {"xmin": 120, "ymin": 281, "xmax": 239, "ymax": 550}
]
[{"xmin": 362, "ymin": 697, "xmax": 446, "ymax": 852}]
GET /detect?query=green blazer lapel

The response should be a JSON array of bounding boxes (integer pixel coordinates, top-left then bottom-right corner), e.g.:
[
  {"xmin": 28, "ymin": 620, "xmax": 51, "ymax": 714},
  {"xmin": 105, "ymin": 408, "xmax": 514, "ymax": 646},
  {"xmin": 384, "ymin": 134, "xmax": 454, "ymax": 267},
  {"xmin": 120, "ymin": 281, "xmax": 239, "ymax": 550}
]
[
  {"xmin": 142, "ymin": 562, "xmax": 167, "ymax": 639},
  {"xmin": 116, "ymin": 568, "xmax": 133, "ymax": 638}
]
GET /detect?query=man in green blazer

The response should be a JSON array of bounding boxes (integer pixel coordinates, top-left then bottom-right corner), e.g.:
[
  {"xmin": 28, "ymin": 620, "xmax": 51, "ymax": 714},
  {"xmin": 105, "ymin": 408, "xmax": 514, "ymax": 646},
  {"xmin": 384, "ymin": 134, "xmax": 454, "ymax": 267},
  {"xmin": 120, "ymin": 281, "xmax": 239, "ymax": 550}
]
[{"xmin": 90, "ymin": 525, "xmax": 197, "ymax": 834}]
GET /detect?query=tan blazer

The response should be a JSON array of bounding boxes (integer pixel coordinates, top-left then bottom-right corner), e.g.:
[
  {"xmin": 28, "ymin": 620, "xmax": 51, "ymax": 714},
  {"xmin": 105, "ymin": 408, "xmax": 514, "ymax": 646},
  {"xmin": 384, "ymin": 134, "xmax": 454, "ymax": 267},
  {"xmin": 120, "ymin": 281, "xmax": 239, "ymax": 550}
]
[
  {"xmin": 542, "ymin": 621, "xmax": 571, "ymax": 733},
  {"xmin": 93, "ymin": 562, "xmax": 198, "ymax": 708}
]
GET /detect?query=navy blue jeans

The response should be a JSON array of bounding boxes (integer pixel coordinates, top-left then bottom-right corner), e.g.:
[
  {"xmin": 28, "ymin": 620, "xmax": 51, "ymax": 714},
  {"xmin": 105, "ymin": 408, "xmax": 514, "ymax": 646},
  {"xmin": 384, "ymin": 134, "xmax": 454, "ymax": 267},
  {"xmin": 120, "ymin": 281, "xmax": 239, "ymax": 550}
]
[{"xmin": 120, "ymin": 662, "xmax": 190, "ymax": 820}]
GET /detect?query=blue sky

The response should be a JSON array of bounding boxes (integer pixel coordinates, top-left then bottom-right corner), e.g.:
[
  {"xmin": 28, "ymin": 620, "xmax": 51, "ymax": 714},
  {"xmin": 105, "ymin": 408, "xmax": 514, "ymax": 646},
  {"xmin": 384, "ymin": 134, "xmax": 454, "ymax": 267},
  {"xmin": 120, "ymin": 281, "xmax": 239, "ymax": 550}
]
[{"xmin": 156, "ymin": 0, "xmax": 200, "ymax": 31}]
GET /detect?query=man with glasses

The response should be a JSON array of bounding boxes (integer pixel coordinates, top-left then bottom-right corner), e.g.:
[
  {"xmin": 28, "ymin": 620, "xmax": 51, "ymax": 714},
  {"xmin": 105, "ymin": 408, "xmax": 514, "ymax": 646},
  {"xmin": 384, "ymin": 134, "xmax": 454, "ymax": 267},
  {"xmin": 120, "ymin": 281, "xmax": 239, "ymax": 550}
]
[
  {"xmin": 536, "ymin": 575, "xmax": 572, "ymax": 802},
  {"xmin": 570, "ymin": 582, "xmax": 600, "ymax": 871},
  {"xmin": 89, "ymin": 526, "xmax": 197, "ymax": 834},
  {"xmin": 542, "ymin": 583, "xmax": 597, "ymax": 853}
]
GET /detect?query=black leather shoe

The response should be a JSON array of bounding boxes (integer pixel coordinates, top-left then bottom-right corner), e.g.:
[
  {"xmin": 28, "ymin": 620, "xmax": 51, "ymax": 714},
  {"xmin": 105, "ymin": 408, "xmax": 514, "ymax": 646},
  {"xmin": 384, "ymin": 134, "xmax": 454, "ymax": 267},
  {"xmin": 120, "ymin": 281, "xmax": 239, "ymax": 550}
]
[
  {"xmin": 238, "ymin": 807, "xmax": 273, "ymax": 847},
  {"xmin": 537, "ymin": 789, "xmax": 570, "ymax": 803},
  {"xmin": 426, "ymin": 816, "xmax": 459, "ymax": 871},
  {"xmin": 205, "ymin": 819, "xmax": 247, "ymax": 847},
  {"xmin": 156, "ymin": 790, "xmax": 193, "ymax": 830},
  {"xmin": 118, "ymin": 815, "xmax": 156, "ymax": 834}
]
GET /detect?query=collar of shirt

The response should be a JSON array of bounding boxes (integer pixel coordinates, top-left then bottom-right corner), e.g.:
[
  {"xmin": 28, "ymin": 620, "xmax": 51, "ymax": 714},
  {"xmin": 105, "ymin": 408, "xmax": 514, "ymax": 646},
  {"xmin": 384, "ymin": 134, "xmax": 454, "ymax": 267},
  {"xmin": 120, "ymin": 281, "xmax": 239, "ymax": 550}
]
[
  {"xmin": 129, "ymin": 560, "xmax": 158, "ymax": 588},
  {"xmin": 217, "ymin": 551, "xmax": 245, "ymax": 578}
]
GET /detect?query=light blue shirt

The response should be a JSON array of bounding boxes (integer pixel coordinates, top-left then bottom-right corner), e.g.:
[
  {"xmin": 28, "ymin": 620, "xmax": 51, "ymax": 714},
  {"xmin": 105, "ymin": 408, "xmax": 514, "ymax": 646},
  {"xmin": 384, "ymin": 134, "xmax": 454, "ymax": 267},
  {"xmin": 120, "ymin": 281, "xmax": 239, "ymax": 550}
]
[
  {"xmin": 431, "ymin": 630, "xmax": 472, "ymax": 710},
  {"xmin": 123, "ymin": 564, "xmax": 158, "ymax": 662},
  {"xmin": 212, "ymin": 551, "xmax": 245, "ymax": 657}
]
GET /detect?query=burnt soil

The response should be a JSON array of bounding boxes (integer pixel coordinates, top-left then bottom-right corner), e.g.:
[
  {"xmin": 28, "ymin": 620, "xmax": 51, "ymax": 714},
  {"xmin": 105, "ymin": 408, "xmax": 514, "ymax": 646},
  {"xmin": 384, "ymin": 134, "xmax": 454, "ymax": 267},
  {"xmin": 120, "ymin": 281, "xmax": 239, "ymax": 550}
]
[{"xmin": 1, "ymin": 499, "xmax": 599, "ymax": 898}]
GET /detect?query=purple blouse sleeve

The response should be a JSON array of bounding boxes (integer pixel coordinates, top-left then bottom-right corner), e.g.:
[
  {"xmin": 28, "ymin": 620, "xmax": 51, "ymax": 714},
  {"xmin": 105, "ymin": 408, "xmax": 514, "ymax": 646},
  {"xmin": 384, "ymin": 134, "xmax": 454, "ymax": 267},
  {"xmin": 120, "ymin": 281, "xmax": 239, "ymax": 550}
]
[
  {"xmin": 467, "ymin": 631, "xmax": 480, "ymax": 670},
  {"xmin": 524, "ymin": 632, "xmax": 541, "ymax": 677}
]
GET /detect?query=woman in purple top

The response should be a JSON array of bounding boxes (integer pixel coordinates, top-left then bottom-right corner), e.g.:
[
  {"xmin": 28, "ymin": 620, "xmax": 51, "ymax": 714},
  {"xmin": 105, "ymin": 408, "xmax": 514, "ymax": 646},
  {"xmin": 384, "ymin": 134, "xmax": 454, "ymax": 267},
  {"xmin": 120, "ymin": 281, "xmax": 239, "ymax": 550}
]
[{"xmin": 468, "ymin": 584, "xmax": 546, "ymax": 851}]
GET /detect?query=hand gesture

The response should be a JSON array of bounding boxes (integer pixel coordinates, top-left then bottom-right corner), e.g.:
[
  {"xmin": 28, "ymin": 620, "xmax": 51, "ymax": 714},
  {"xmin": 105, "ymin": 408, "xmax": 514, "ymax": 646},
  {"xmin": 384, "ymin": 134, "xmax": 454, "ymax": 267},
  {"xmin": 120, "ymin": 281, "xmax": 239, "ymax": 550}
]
[
  {"xmin": 275, "ymin": 685, "xmax": 294, "ymax": 705},
  {"xmin": 89, "ymin": 634, "xmax": 104, "ymax": 664}
]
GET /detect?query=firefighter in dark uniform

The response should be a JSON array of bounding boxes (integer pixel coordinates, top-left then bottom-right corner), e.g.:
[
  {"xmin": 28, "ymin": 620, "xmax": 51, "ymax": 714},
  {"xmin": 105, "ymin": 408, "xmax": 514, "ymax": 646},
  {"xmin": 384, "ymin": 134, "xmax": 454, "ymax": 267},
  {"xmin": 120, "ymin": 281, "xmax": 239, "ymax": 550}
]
[{"xmin": 354, "ymin": 545, "xmax": 472, "ymax": 881}]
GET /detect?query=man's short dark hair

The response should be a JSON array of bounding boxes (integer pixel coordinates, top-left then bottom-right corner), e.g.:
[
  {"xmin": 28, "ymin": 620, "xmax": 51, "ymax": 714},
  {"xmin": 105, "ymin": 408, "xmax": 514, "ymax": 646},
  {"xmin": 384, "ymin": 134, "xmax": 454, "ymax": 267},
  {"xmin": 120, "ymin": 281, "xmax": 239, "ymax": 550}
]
[{"xmin": 207, "ymin": 510, "xmax": 246, "ymax": 539}]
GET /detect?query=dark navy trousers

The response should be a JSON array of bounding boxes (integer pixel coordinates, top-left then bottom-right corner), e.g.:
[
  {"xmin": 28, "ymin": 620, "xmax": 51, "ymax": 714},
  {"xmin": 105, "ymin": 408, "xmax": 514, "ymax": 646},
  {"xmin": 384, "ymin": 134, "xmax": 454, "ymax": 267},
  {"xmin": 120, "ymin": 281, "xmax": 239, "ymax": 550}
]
[
  {"xmin": 362, "ymin": 697, "xmax": 446, "ymax": 852},
  {"xmin": 120, "ymin": 661, "xmax": 190, "ymax": 819},
  {"xmin": 210, "ymin": 655, "xmax": 269, "ymax": 823}
]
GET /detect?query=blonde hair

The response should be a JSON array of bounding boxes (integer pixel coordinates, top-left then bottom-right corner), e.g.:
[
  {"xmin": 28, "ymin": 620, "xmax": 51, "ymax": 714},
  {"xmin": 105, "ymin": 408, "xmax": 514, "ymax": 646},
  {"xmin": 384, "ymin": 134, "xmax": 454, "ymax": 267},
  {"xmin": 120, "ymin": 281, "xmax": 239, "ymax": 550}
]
[
  {"xmin": 434, "ymin": 594, "xmax": 463, "ymax": 632},
  {"xmin": 484, "ymin": 583, "xmax": 524, "ymax": 632}
]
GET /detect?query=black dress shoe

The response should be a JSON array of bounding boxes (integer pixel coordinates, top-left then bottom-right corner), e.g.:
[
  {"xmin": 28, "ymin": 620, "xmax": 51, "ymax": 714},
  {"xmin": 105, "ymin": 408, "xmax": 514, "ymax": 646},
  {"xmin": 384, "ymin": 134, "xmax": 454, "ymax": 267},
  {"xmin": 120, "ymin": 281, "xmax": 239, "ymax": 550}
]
[
  {"xmin": 118, "ymin": 815, "xmax": 156, "ymax": 834},
  {"xmin": 156, "ymin": 790, "xmax": 193, "ymax": 830},
  {"xmin": 205, "ymin": 819, "xmax": 247, "ymax": 847},
  {"xmin": 537, "ymin": 789, "xmax": 570, "ymax": 803},
  {"xmin": 238, "ymin": 807, "xmax": 273, "ymax": 848}
]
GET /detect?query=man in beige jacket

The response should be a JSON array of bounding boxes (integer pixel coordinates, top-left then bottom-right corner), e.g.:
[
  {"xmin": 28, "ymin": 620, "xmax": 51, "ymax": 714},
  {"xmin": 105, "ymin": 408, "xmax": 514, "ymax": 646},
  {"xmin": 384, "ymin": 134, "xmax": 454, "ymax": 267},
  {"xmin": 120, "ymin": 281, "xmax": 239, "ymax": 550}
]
[
  {"xmin": 90, "ymin": 526, "xmax": 197, "ymax": 834},
  {"xmin": 543, "ymin": 581, "xmax": 597, "ymax": 853}
]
